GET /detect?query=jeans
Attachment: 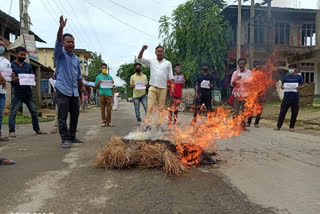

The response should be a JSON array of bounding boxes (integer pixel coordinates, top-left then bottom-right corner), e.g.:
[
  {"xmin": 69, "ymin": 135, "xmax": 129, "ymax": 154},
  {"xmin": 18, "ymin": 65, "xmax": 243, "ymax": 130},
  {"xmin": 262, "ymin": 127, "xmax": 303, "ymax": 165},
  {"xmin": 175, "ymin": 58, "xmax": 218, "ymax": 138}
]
[
  {"xmin": 9, "ymin": 94, "xmax": 40, "ymax": 133},
  {"xmin": 54, "ymin": 90, "xmax": 80, "ymax": 141},
  {"xmin": 133, "ymin": 94, "xmax": 147, "ymax": 122},
  {"xmin": 277, "ymin": 99, "xmax": 299, "ymax": 129},
  {"xmin": 247, "ymin": 113, "xmax": 262, "ymax": 125},
  {"xmin": 0, "ymin": 94, "xmax": 6, "ymax": 136}
]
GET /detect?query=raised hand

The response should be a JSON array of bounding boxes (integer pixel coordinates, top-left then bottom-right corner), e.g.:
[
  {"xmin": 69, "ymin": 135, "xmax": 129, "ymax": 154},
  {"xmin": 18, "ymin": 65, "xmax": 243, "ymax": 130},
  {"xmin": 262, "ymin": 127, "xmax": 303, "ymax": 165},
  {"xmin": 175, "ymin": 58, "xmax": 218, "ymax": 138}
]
[
  {"xmin": 59, "ymin": 15, "xmax": 67, "ymax": 29},
  {"xmin": 142, "ymin": 45, "xmax": 148, "ymax": 50}
]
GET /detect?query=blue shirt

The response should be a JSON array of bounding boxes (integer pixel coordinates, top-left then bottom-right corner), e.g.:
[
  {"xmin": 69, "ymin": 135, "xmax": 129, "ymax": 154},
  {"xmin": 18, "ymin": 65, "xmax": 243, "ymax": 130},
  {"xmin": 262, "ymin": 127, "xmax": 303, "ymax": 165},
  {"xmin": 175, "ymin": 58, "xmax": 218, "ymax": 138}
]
[
  {"xmin": 283, "ymin": 74, "xmax": 304, "ymax": 101},
  {"xmin": 11, "ymin": 61, "xmax": 33, "ymax": 98},
  {"xmin": 54, "ymin": 40, "xmax": 82, "ymax": 97}
]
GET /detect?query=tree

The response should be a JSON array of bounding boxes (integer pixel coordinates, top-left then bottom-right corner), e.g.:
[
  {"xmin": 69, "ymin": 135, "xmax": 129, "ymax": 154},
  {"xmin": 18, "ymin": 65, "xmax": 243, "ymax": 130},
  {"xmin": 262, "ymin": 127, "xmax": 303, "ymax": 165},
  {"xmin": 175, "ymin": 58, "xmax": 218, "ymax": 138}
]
[
  {"xmin": 117, "ymin": 62, "xmax": 150, "ymax": 98},
  {"xmin": 159, "ymin": 0, "xmax": 232, "ymax": 86},
  {"xmin": 88, "ymin": 52, "xmax": 105, "ymax": 81}
]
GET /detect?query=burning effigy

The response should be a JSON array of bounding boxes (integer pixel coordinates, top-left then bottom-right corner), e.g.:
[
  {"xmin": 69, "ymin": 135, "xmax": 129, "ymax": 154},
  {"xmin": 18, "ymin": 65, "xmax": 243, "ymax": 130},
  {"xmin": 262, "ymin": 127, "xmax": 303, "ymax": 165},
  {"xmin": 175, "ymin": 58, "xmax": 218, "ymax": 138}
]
[{"xmin": 95, "ymin": 52, "xmax": 278, "ymax": 177}]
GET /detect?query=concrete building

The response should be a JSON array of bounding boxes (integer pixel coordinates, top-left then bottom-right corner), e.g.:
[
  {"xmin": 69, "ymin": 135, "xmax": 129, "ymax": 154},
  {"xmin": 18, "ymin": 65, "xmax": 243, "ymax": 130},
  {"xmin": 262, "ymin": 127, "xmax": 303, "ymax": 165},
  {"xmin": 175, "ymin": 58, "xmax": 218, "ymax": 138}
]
[
  {"xmin": 37, "ymin": 47, "xmax": 93, "ymax": 76},
  {"xmin": 223, "ymin": 5, "xmax": 320, "ymax": 95}
]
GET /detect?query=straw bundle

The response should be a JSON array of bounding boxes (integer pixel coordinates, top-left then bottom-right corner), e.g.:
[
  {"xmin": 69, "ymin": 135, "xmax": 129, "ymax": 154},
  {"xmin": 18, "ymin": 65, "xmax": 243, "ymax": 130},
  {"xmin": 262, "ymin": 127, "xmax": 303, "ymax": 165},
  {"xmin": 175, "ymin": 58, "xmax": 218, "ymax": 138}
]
[
  {"xmin": 138, "ymin": 143, "xmax": 167, "ymax": 169},
  {"xmin": 162, "ymin": 149, "xmax": 186, "ymax": 177}
]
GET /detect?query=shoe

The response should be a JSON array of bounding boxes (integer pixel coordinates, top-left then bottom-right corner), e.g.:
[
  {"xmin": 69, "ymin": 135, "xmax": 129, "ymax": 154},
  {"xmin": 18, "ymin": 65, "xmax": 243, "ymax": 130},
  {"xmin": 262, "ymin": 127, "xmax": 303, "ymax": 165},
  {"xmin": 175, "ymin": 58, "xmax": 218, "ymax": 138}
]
[
  {"xmin": 61, "ymin": 140, "xmax": 71, "ymax": 148},
  {"xmin": 70, "ymin": 138, "xmax": 84, "ymax": 143},
  {"xmin": 254, "ymin": 124, "xmax": 259, "ymax": 128},
  {"xmin": 8, "ymin": 132, "xmax": 16, "ymax": 137},
  {"xmin": 289, "ymin": 128, "xmax": 295, "ymax": 132}
]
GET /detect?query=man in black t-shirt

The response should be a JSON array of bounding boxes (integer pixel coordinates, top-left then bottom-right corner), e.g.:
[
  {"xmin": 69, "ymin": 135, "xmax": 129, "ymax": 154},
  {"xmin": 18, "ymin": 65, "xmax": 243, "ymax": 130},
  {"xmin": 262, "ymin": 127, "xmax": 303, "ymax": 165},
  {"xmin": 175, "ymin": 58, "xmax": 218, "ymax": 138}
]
[{"xmin": 192, "ymin": 63, "xmax": 214, "ymax": 124}]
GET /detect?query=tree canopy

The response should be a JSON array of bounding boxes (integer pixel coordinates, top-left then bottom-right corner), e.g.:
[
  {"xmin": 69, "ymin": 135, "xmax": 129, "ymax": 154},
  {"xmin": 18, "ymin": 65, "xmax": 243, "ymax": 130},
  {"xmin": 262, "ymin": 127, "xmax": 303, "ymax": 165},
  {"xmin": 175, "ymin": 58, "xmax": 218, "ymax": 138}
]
[
  {"xmin": 159, "ymin": 0, "xmax": 232, "ymax": 86},
  {"xmin": 117, "ymin": 62, "xmax": 150, "ymax": 98},
  {"xmin": 88, "ymin": 52, "xmax": 105, "ymax": 81}
]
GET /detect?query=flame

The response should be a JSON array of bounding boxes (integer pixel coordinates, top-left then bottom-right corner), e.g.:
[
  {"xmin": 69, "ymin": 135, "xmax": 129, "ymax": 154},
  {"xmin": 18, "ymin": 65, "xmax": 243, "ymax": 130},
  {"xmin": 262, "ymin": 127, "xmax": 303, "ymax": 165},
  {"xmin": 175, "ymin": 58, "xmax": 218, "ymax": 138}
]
[{"xmin": 176, "ymin": 143, "xmax": 203, "ymax": 168}]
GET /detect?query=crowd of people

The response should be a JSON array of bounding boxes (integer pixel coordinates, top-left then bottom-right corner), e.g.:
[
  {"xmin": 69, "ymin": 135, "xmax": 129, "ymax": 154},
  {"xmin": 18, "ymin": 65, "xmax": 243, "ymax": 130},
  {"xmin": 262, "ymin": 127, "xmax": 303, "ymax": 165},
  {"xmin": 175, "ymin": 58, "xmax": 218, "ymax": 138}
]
[{"xmin": 0, "ymin": 15, "xmax": 305, "ymax": 166}]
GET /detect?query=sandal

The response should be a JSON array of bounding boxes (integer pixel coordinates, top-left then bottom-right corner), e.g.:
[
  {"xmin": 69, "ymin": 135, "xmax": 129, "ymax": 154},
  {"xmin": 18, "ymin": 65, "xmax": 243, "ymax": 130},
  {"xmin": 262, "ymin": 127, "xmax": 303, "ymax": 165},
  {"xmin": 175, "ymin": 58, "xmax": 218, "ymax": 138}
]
[
  {"xmin": 107, "ymin": 123, "xmax": 114, "ymax": 127},
  {"xmin": 70, "ymin": 138, "xmax": 84, "ymax": 143},
  {"xmin": 8, "ymin": 132, "xmax": 16, "ymax": 137},
  {"xmin": 0, "ymin": 158, "xmax": 15, "ymax": 165},
  {"xmin": 0, "ymin": 137, "xmax": 9, "ymax": 141},
  {"xmin": 101, "ymin": 122, "xmax": 106, "ymax": 127},
  {"xmin": 36, "ymin": 130, "xmax": 47, "ymax": 135}
]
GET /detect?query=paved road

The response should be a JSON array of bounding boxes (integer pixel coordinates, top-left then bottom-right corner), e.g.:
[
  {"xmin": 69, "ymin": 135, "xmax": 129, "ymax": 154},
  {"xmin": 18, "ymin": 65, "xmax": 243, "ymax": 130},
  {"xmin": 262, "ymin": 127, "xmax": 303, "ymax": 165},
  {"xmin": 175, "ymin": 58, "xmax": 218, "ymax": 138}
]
[{"xmin": 0, "ymin": 102, "xmax": 318, "ymax": 214}]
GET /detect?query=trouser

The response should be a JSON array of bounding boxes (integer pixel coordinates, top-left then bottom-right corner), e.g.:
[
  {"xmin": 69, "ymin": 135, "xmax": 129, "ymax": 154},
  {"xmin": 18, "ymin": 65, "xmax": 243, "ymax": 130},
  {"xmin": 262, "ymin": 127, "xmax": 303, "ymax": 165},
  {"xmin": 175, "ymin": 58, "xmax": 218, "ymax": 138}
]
[
  {"xmin": 233, "ymin": 96, "xmax": 246, "ymax": 115},
  {"xmin": 168, "ymin": 96, "xmax": 181, "ymax": 123},
  {"xmin": 277, "ymin": 99, "xmax": 299, "ymax": 129},
  {"xmin": 54, "ymin": 90, "xmax": 79, "ymax": 141},
  {"xmin": 0, "ymin": 94, "xmax": 6, "ymax": 136},
  {"xmin": 9, "ymin": 94, "xmax": 40, "ymax": 133},
  {"xmin": 193, "ymin": 95, "xmax": 213, "ymax": 122},
  {"xmin": 54, "ymin": 104, "xmax": 58, "ymax": 128},
  {"xmin": 133, "ymin": 94, "xmax": 147, "ymax": 122},
  {"xmin": 99, "ymin": 95, "xmax": 112, "ymax": 124},
  {"xmin": 146, "ymin": 86, "xmax": 167, "ymax": 125},
  {"xmin": 247, "ymin": 112, "xmax": 262, "ymax": 125}
]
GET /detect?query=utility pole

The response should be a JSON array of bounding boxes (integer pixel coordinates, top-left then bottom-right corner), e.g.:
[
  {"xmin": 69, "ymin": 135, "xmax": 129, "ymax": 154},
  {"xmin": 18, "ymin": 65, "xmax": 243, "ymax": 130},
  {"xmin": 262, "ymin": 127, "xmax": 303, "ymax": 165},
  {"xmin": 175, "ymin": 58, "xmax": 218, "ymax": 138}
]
[
  {"xmin": 19, "ymin": 0, "xmax": 31, "ymax": 117},
  {"xmin": 237, "ymin": 0, "xmax": 242, "ymax": 69},
  {"xmin": 249, "ymin": 0, "xmax": 255, "ymax": 69}
]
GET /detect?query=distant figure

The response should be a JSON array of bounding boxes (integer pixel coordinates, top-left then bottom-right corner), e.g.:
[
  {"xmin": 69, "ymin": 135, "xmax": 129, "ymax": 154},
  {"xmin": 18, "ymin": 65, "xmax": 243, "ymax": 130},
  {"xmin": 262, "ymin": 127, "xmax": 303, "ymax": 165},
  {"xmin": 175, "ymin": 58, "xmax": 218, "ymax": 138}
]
[
  {"xmin": 168, "ymin": 63, "xmax": 184, "ymax": 125},
  {"xmin": 95, "ymin": 63, "xmax": 114, "ymax": 127},
  {"xmin": 192, "ymin": 63, "xmax": 214, "ymax": 124},
  {"xmin": 275, "ymin": 64, "xmax": 304, "ymax": 132},
  {"xmin": 113, "ymin": 89, "xmax": 119, "ymax": 111},
  {"xmin": 138, "ymin": 45, "xmax": 174, "ymax": 130},
  {"xmin": 130, "ymin": 62, "xmax": 148, "ymax": 126}
]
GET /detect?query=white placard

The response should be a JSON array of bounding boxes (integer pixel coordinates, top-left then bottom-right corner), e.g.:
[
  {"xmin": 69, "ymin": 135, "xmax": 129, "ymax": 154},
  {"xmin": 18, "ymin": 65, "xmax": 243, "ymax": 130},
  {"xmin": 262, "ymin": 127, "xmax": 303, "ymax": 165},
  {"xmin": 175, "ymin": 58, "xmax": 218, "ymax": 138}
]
[
  {"xmin": 49, "ymin": 78, "xmax": 56, "ymax": 92},
  {"xmin": 135, "ymin": 81, "xmax": 146, "ymax": 89},
  {"xmin": 200, "ymin": 80, "xmax": 210, "ymax": 89},
  {"xmin": 238, "ymin": 72, "xmax": 251, "ymax": 79},
  {"xmin": 100, "ymin": 80, "xmax": 113, "ymax": 88},
  {"xmin": 0, "ymin": 67, "xmax": 12, "ymax": 81},
  {"xmin": 174, "ymin": 75, "xmax": 183, "ymax": 84},
  {"xmin": 18, "ymin": 74, "xmax": 36, "ymax": 86},
  {"xmin": 283, "ymin": 83, "xmax": 298, "ymax": 92}
]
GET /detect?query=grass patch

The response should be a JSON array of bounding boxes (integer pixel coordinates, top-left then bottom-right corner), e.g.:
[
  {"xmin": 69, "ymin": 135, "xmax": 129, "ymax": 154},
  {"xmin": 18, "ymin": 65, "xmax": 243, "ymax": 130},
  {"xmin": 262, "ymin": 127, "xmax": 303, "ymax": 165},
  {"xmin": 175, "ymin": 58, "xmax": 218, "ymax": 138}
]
[{"xmin": 2, "ymin": 114, "xmax": 54, "ymax": 125}]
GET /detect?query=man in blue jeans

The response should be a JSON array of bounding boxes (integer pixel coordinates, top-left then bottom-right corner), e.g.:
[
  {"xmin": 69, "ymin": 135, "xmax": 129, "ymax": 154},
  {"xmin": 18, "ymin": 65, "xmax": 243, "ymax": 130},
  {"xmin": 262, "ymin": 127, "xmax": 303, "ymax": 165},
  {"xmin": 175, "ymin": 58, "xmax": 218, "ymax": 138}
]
[
  {"xmin": 9, "ymin": 46, "xmax": 46, "ymax": 137},
  {"xmin": 130, "ymin": 63, "xmax": 148, "ymax": 126}
]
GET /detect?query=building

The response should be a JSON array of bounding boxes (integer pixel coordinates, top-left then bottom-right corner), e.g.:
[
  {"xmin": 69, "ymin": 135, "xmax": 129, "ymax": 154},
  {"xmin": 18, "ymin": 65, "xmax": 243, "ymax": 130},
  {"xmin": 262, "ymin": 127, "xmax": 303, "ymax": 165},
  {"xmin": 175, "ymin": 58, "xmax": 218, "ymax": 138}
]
[
  {"xmin": 223, "ymin": 5, "xmax": 320, "ymax": 95},
  {"xmin": 37, "ymin": 47, "xmax": 93, "ymax": 76},
  {"xmin": 0, "ymin": 10, "xmax": 54, "ymax": 108}
]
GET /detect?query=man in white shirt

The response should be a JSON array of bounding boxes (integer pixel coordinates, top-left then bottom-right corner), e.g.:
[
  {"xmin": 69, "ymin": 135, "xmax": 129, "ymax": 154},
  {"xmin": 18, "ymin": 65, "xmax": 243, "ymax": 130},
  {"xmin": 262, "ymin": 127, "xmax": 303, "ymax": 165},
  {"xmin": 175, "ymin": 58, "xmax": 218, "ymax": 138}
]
[
  {"xmin": 230, "ymin": 58, "xmax": 252, "ymax": 115},
  {"xmin": 0, "ymin": 38, "xmax": 10, "ymax": 141},
  {"xmin": 138, "ymin": 45, "xmax": 174, "ymax": 128}
]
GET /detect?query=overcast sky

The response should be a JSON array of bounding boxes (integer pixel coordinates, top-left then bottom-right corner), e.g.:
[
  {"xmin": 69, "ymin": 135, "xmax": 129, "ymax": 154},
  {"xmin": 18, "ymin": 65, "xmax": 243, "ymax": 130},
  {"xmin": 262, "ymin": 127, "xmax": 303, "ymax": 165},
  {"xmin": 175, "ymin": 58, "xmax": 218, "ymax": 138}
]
[{"xmin": 0, "ymin": 0, "xmax": 317, "ymax": 85}]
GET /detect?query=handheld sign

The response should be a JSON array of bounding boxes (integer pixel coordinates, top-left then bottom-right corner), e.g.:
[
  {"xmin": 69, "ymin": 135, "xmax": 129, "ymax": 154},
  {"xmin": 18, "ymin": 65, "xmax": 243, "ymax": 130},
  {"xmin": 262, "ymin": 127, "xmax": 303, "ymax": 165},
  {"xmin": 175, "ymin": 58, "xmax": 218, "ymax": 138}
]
[
  {"xmin": 135, "ymin": 81, "xmax": 146, "ymax": 89},
  {"xmin": 200, "ymin": 80, "xmax": 210, "ymax": 89},
  {"xmin": 174, "ymin": 75, "xmax": 183, "ymax": 84},
  {"xmin": 283, "ymin": 83, "xmax": 298, "ymax": 92},
  {"xmin": 18, "ymin": 74, "xmax": 36, "ymax": 86},
  {"xmin": 0, "ymin": 67, "xmax": 12, "ymax": 81},
  {"xmin": 100, "ymin": 80, "xmax": 113, "ymax": 88}
]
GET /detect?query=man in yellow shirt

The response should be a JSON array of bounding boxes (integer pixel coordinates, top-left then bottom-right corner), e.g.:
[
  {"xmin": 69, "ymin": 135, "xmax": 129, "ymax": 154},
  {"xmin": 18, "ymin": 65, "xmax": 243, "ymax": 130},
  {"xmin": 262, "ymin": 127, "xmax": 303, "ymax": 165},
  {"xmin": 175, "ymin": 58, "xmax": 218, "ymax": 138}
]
[{"xmin": 130, "ymin": 63, "xmax": 148, "ymax": 126}]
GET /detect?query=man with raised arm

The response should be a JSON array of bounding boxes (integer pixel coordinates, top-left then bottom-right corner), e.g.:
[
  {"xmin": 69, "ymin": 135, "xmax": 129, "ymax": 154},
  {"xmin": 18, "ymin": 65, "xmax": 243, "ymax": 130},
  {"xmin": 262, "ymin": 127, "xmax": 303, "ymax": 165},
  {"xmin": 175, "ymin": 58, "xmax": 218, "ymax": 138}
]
[
  {"xmin": 138, "ymin": 45, "xmax": 174, "ymax": 130},
  {"xmin": 54, "ymin": 16, "xmax": 87, "ymax": 148}
]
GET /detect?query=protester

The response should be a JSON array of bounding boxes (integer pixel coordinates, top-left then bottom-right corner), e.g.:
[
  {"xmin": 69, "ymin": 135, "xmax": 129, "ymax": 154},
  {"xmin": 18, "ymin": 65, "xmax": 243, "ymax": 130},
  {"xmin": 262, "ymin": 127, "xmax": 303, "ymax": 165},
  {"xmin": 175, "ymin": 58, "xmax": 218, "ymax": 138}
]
[
  {"xmin": 192, "ymin": 63, "xmax": 214, "ymax": 124},
  {"xmin": 246, "ymin": 63, "xmax": 264, "ymax": 128},
  {"xmin": 138, "ymin": 45, "xmax": 174, "ymax": 129},
  {"xmin": 9, "ymin": 46, "xmax": 47, "ymax": 137},
  {"xmin": 130, "ymin": 62, "xmax": 148, "ymax": 126},
  {"xmin": 95, "ymin": 63, "xmax": 114, "ymax": 127},
  {"xmin": 230, "ymin": 58, "xmax": 252, "ymax": 116},
  {"xmin": 168, "ymin": 63, "xmax": 185, "ymax": 125},
  {"xmin": 112, "ymin": 89, "xmax": 119, "ymax": 111},
  {"xmin": 0, "ymin": 38, "xmax": 10, "ymax": 141},
  {"xmin": 275, "ymin": 64, "xmax": 304, "ymax": 132},
  {"xmin": 54, "ymin": 16, "xmax": 87, "ymax": 148}
]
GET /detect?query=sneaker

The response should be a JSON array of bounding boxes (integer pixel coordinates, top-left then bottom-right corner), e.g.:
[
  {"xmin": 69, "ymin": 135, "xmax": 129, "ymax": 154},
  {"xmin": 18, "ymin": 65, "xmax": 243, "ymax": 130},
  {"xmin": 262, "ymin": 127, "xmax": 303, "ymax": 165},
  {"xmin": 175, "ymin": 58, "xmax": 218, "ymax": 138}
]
[
  {"xmin": 70, "ymin": 138, "xmax": 84, "ymax": 143},
  {"xmin": 61, "ymin": 140, "xmax": 71, "ymax": 148},
  {"xmin": 8, "ymin": 132, "xmax": 16, "ymax": 137}
]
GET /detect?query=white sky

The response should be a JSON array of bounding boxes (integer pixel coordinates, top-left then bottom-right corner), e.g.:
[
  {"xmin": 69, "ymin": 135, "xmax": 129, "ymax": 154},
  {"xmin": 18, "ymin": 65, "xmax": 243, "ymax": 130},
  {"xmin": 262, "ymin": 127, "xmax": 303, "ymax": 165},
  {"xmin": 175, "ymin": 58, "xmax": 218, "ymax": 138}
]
[{"xmin": 0, "ymin": 0, "xmax": 317, "ymax": 85}]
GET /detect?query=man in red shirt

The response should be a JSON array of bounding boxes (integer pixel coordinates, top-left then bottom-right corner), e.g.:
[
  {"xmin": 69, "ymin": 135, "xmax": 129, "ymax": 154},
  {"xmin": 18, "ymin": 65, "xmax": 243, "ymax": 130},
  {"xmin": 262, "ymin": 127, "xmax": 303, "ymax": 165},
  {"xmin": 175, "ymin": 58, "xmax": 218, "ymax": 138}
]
[{"xmin": 168, "ymin": 63, "xmax": 184, "ymax": 125}]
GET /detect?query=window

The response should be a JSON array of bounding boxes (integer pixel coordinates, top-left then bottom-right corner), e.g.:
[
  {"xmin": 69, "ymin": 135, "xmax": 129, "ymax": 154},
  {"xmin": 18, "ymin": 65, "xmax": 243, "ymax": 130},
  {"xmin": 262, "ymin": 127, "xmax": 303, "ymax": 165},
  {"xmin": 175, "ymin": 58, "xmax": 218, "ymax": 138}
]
[
  {"xmin": 248, "ymin": 23, "xmax": 264, "ymax": 44},
  {"xmin": 301, "ymin": 24, "xmax": 316, "ymax": 46},
  {"xmin": 301, "ymin": 72, "xmax": 314, "ymax": 83},
  {"xmin": 274, "ymin": 23, "xmax": 290, "ymax": 45}
]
